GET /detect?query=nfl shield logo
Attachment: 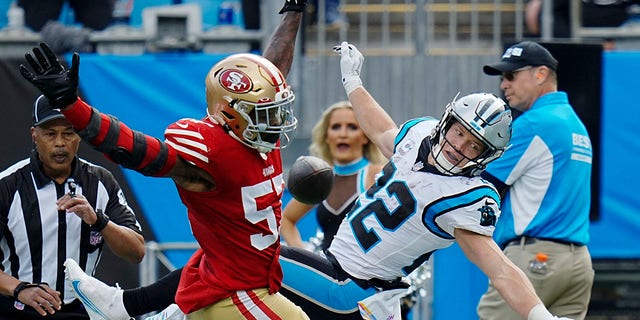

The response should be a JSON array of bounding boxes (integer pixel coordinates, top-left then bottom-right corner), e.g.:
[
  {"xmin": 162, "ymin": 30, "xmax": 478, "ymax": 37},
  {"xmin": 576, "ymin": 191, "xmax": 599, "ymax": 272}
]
[
  {"xmin": 89, "ymin": 231, "xmax": 103, "ymax": 246},
  {"xmin": 14, "ymin": 300, "xmax": 25, "ymax": 310}
]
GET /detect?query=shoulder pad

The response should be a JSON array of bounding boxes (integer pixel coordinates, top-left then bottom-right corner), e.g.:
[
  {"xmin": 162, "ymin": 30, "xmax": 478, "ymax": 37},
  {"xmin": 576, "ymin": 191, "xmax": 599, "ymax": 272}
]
[{"xmin": 165, "ymin": 118, "xmax": 215, "ymax": 166}]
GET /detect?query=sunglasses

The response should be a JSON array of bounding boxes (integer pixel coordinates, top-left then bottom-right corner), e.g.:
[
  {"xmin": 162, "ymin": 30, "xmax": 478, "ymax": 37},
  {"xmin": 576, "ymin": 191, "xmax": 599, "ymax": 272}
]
[{"xmin": 501, "ymin": 66, "xmax": 534, "ymax": 81}]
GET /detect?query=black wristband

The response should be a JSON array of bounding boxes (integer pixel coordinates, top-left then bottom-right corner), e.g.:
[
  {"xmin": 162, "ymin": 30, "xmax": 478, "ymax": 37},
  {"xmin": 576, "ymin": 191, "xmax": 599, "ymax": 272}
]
[
  {"xmin": 89, "ymin": 209, "xmax": 110, "ymax": 232},
  {"xmin": 13, "ymin": 282, "xmax": 48, "ymax": 301},
  {"xmin": 13, "ymin": 281, "xmax": 31, "ymax": 301}
]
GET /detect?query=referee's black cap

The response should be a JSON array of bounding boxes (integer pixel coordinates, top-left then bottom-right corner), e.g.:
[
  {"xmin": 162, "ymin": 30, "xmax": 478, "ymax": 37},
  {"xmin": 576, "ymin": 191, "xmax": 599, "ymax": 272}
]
[
  {"xmin": 483, "ymin": 41, "xmax": 558, "ymax": 75},
  {"xmin": 32, "ymin": 95, "xmax": 65, "ymax": 127}
]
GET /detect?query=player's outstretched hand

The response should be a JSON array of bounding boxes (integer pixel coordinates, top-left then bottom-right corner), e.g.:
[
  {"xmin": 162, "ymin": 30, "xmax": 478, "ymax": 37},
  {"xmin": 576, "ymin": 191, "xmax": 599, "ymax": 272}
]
[
  {"xmin": 20, "ymin": 42, "xmax": 79, "ymax": 108},
  {"xmin": 279, "ymin": 0, "xmax": 307, "ymax": 14},
  {"xmin": 332, "ymin": 41, "xmax": 363, "ymax": 95}
]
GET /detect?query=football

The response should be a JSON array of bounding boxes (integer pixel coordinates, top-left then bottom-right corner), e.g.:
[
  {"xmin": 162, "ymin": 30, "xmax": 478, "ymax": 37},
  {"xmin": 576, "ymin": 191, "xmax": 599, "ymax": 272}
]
[{"xmin": 287, "ymin": 156, "xmax": 334, "ymax": 205}]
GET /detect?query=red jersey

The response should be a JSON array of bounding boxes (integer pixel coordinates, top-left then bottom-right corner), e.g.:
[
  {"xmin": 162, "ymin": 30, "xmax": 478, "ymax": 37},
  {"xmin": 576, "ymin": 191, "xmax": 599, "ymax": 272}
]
[{"xmin": 164, "ymin": 117, "xmax": 285, "ymax": 313}]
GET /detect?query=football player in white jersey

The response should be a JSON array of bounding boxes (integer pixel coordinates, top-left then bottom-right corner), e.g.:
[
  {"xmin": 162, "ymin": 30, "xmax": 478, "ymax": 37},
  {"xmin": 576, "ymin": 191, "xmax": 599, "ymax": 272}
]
[
  {"xmin": 279, "ymin": 41, "xmax": 571, "ymax": 320},
  {"xmin": 275, "ymin": 43, "xmax": 572, "ymax": 320}
]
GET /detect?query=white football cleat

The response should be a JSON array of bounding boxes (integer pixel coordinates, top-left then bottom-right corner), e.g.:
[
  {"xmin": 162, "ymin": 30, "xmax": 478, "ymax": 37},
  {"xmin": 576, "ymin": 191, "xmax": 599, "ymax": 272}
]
[
  {"xmin": 64, "ymin": 258, "xmax": 132, "ymax": 320},
  {"xmin": 144, "ymin": 304, "xmax": 186, "ymax": 320}
]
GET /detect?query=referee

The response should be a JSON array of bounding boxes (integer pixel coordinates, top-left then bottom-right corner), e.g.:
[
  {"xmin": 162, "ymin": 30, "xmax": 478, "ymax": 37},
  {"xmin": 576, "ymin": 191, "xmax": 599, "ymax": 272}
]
[{"xmin": 0, "ymin": 95, "xmax": 145, "ymax": 319}]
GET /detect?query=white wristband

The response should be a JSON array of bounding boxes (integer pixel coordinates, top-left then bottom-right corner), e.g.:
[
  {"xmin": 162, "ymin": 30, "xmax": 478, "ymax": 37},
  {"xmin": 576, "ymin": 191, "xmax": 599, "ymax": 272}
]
[
  {"xmin": 342, "ymin": 75, "xmax": 363, "ymax": 95},
  {"xmin": 528, "ymin": 303, "xmax": 554, "ymax": 320}
]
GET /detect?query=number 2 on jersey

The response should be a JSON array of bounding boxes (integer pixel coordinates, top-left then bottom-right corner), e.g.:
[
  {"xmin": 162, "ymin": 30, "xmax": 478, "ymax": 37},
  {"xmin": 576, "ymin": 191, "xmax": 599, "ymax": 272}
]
[{"xmin": 350, "ymin": 163, "xmax": 417, "ymax": 251}]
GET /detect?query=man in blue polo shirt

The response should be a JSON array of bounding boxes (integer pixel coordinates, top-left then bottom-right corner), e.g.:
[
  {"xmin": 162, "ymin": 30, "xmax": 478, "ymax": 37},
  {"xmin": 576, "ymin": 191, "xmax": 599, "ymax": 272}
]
[{"xmin": 477, "ymin": 41, "xmax": 594, "ymax": 320}]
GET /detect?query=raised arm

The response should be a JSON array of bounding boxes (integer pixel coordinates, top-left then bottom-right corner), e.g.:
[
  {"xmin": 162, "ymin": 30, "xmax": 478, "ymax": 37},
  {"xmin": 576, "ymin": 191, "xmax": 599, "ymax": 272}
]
[
  {"xmin": 20, "ymin": 43, "xmax": 179, "ymax": 178},
  {"xmin": 262, "ymin": 0, "xmax": 306, "ymax": 77},
  {"xmin": 334, "ymin": 42, "xmax": 398, "ymax": 158},
  {"xmin": 347, "ymin": 87, "xmax": 399, "ymax": 158}
]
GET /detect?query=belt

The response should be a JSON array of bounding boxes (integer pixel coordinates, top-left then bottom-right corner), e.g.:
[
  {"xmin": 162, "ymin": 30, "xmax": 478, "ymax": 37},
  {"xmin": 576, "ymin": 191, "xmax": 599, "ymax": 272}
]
[
  {"xmin": 505, "ymin": 236, "xmax": 583, "ymax": 248},
  {"xmin": 325, "ymin": 250, "xmax": 409, "ymax": 290}
]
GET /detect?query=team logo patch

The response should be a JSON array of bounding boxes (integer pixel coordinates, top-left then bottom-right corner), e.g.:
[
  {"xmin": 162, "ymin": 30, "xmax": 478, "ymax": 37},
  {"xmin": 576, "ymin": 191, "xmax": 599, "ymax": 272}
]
[
  {"xmin": 89, "ymin": 231, "xmax": 104, "ymax": 246},
  {"xmin": 412, "ymin": 161, "xmax": 424, "ymax": 171},
  {"xmin": 14, "ymin": 300, "xmax": 25, "ymax": 310},
  {"xmin": 219, "ymin": 69, "xmax": 252, "ymax": 93},
  {"xmin": 396, "ymin": 142, "xmax": 413, "ymax": 156},
  {"xmin": 502, "ymin": 47, "xmax": 523, "ymax": 59},
  {"xmin": 478, "ymin": 201, "xmax": 497, "ymax": 226}
]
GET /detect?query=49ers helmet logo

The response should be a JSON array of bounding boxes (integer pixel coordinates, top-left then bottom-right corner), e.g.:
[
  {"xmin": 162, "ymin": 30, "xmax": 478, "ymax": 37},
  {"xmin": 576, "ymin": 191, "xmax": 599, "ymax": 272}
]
[{"xmin": 219, "ymin": 69, "xmax": 252, "ymax": 93}]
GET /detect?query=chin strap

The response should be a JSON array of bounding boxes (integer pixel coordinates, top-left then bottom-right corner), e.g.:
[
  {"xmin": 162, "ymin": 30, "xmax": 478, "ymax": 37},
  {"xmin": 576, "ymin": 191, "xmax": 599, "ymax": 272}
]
[
  {"xmin": 207, "ymin": 112, "xmax": 274, "ymax": 154},
  {"xmin": 208, "ymin": 112, "xmax": 234, "ymax": 134}
]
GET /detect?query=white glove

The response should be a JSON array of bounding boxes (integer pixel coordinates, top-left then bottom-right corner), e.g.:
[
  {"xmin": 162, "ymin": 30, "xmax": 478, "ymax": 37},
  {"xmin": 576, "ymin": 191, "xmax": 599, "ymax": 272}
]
[
  {"xmin": 333, "ymin": 41, "xmax": 363, "ymax": 95},
  {"xmin": 527, "ymin": 303, "xmax": 574, "ymax": 320}
]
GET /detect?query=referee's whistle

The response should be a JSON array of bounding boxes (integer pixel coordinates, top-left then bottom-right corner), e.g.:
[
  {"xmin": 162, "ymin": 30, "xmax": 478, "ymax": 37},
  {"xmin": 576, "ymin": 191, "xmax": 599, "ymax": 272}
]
[{"xmin": 67, "ymin": 178, "xmax": 77, "ymax": 197}]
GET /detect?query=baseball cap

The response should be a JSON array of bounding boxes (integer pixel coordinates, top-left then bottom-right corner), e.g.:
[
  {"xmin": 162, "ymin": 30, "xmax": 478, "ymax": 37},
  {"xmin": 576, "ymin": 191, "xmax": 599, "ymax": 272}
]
[
  {"xmin": 483, "ymin": 41, "xmax": 558, "ymax": 76},
  {"xmin": 32, "ymin": 95, "xmax": 65, "ymax": 127}
]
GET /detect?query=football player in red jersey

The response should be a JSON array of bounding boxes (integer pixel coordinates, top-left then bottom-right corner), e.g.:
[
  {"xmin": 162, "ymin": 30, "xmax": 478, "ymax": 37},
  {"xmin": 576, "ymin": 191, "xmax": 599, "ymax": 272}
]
[{"xmin": 19, "ymin": 1, "xmax": 310, "ymax": 319}]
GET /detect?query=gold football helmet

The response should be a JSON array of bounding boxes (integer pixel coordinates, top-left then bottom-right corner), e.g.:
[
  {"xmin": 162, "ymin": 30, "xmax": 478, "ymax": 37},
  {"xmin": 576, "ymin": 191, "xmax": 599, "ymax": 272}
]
[{"xmin": 205, "ymin": 53, "xmax": 297, "ymax": 153}]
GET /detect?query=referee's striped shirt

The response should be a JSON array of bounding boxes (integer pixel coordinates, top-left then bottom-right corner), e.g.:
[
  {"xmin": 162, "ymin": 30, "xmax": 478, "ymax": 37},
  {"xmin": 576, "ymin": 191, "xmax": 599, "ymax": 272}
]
[{"xmin": 0, "ymin": 151, "xmax": 142, "ymax": 303}]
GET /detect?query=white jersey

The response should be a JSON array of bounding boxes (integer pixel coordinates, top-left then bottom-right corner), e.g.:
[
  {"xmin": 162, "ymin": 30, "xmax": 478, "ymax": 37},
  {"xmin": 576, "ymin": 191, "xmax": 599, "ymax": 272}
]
[{"xmin": 327, "ymin": 118, "xmax": 501, "ymax": 281}]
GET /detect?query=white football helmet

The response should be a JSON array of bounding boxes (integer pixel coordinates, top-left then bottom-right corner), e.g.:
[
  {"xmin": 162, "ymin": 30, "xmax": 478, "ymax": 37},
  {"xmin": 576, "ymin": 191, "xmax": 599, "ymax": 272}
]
[
  {"xmin": 205, "ymin": 53, "xmax": 297, "ymax": 153},
  {"xmin": 431, "ymin": 92, "xmax": 512, "ymax": 176}
]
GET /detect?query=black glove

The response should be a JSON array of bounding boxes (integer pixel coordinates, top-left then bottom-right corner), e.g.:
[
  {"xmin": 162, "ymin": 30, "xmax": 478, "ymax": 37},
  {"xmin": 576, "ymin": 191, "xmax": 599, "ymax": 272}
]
[
  {"xmin": 279, "ymin": 0, "xmax": 307, "ymax": 14},
  {"xmin": 19, "ymin": 42, "xmax": 80, "ymax": 108}
]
